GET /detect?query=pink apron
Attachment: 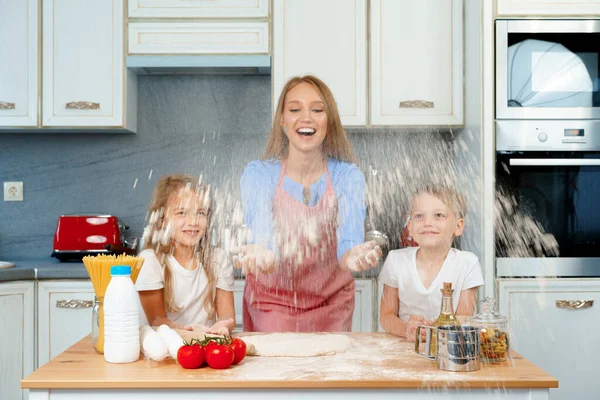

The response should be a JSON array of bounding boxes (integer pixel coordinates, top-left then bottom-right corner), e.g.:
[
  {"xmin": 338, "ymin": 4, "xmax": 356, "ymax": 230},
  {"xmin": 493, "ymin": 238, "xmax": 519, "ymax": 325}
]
[{"xmin": 243, "ymin": 160, "xmax": 355, "ymax": 332}]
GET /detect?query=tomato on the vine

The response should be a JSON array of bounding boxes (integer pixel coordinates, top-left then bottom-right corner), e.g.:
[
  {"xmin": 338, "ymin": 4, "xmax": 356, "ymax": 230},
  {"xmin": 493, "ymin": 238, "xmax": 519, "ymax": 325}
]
[
  {"xmin": 177, "ymin": 342, "xmax": 205, "ymax": 369},
  {"xmin": 229, "ymin": 338, "xmax": 247, "ymax": 365},
  {"xmin": 204, "ymin": 343, "xmax": 234, "ymax": 369}
]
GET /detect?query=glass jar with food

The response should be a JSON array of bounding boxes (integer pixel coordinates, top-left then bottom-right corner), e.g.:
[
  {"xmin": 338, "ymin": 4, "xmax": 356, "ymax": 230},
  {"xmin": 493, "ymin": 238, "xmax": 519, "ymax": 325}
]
[{"xmin": 470, "ymin": 297, "xmax": 510, "ymax": 362}]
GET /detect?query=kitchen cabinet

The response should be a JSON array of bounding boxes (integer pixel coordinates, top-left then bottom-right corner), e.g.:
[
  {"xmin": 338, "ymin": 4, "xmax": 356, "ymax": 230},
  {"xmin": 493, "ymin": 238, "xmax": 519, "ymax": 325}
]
[
  {"xmin": 370, "ymin": 0, "xmax": 463, "ymax": 126},
  {"xmin": 498, "ymin": 278, "xmax": 600, "ymax": 400},
  {"xmin": 0, "ymin": 0, "xmax": 38, "ymax": 127},
  {"xmin": 37, "ymin": 280, "xmax": 95, "ymax": 367},
  {"xmin": 129, "ymin": 0, "xmax": 269, "ymax": 19},
  {"xmin": 272, "ymin": 0, "xmax": 367, "ymax": 126},
  {"xmin": 273, "ymin": 0, "xmax": 462, "ymax": 127},
  {"xmin": 496, "ymin": 0, "xmax": 600, "ymax": 16},
  {"xmin": 128, "ymin": 22, "xmax": 269, "ymax": 55},
  {"xmin": 232, "ymin": 278, "xmax": 376, "ymax": 332},
  {"xmin": 0, "ymin": 281, "xmax": 35, "ymax": 400},
  {"xmin": 42, "ymin": 0, "xmax": 136, "ymax": 130}
]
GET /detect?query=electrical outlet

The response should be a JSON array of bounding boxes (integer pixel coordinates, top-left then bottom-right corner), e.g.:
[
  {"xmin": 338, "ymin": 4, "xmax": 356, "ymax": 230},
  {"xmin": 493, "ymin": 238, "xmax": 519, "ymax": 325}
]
[{"xmin": 4, "ymin": 181, "xmax": 23, "ymax": 201}]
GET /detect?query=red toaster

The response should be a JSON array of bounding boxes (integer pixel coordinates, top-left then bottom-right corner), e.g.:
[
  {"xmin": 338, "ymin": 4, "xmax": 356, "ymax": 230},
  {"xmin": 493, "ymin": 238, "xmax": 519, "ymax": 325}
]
[{"xmin": 51, "ymin": 214, "xmax": 135, "ymax": 261}]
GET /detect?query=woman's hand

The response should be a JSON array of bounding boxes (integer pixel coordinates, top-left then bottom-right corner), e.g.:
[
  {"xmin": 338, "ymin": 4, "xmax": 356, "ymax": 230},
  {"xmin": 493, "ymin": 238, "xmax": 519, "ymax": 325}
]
[
  {"xmin": 232, "ymin": 244, "xmax": 277, "ymax": 275},
  {"xmin": 341, "ymin": 240, "xmax": 383, "ymax": 272}
]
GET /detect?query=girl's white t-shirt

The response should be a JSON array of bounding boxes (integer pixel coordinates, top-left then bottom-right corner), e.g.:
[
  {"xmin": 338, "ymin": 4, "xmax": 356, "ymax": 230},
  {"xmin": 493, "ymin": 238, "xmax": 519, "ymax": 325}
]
[
  {"xmin": 135, "ymin": 247, "xmax": 234, "ymax": 327},
  {"xmin": 378, "ymin": 247, "xmax": 484, "ymax": 322}
]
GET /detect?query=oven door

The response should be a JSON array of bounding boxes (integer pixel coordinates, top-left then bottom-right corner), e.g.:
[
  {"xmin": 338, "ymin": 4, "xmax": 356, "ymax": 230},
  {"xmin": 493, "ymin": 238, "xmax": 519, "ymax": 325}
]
[
  {"xmin": 496, "ymin": 151, "xmax": 600, "ymax": 277},
  {"xmin": 496, "ymin": 20, "xmax": 600, "ymax": 120}
]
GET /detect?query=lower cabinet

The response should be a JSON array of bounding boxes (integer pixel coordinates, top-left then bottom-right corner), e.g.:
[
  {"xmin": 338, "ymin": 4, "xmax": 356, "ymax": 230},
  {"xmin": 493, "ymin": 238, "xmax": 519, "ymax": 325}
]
[
  {"xmin": 37, "ymin": 280, "xmax": 95, "ymax": 367},
  {"xmin": 232, "ymin": 278, "xmax": 376, "ymax": 332},
  {"xmin": 0, "ymin": 281, "xmax": 35, "ymax": 400},
  {"xmin": 498, "ymin": 279, "xmax": 600, "ymax": 400}
]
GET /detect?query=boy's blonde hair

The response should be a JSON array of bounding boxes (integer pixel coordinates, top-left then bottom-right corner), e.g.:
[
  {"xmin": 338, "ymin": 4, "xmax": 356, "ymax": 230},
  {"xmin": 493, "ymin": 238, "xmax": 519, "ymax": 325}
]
[
  {"xmin": 412, "ymin": 184, "xmax": 467, "ymax": 219},
  {"xmin": 142, "ymin": 174, "xmax": 217, "ymax": 320},
  {"xmin": 262, "ymin": 75, "xmax": 357, "ymax": 163}
]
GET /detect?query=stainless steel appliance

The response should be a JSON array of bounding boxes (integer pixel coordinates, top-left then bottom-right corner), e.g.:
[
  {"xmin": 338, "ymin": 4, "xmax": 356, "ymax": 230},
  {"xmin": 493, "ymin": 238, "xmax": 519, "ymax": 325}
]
[
  {"xmin": 496, "ymin": 120, "xmax": 600, "ymax": 277},
  {"xmin": 496, "ymin": 20, "xmax": 600, "ymax": 120}
]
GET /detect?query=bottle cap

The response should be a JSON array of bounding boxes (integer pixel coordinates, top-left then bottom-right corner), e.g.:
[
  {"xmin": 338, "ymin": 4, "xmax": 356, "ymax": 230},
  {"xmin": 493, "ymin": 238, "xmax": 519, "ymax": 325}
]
[
  {"xmin": 442, "ymin": 282, "xmax": 453, "ymax": 296},
  {"xmin": 110, "ymin": 265, "xmax": 131, "ymax": 276}
]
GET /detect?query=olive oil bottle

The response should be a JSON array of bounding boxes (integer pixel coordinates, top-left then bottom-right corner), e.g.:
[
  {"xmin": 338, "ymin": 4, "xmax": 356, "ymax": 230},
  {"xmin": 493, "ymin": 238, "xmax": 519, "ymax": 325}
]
[{"xmin": 430, "ymin": 282, "xmax": 460, "ymax": 356}]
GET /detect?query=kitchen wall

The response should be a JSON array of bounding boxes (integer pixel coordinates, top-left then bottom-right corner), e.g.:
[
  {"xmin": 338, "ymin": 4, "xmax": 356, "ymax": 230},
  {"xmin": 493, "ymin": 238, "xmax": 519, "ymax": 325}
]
[{"xmin": 0, "ymin": 4, "xmax": 482, "ymax": 261}]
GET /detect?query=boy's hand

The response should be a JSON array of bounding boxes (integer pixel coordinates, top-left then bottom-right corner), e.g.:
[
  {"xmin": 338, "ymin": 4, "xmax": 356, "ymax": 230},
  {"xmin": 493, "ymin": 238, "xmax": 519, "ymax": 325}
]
[
  {"xmin": 406, "ymin": 315, "xmax": 433, "ymax": 342},
  {"xmin": 232, "ymin": 244, "xmax": 277, "ymax": 275}
]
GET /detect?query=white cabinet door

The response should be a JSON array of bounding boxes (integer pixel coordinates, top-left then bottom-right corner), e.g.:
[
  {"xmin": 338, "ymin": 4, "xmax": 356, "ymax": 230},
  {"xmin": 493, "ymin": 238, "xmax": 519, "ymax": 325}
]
[
  {"xmin": 273, "ymin": 0, "xmax": 367, "ymax": 126},
  {"xmin": 42, "ymin": 0, "xmax": 127, "ymax": 128},
  {"xmin": 129, "ymin": 21, "xmax": 269, "ymax": 55},
  {"xmin": 0, "ymin": 281, "xmax": 34, "ymax": 400},
  {"xmin": 497, "ymin": 0, "xmax": 600, "ymax": 16},
  {"xmin": 0, "ymin": 0, "xmax": 38, "ymax": 127},
  {"xmin": 37, "ymin": 280, "xmax": 95, "ymax": 366},
  {"xmin": 129, "ymin": 0, "xmax": 269, "ymax": 18},
  {"xmin": 370, "ymin": 0, "xmax": 463, "ymax": 126},
  {"xmin": 499, "ymin": 279, "xmax": 600, "ymax": 400},
  {"xmin": 232, "ymin": 279, "xmax": 375, "ymax": 332}
]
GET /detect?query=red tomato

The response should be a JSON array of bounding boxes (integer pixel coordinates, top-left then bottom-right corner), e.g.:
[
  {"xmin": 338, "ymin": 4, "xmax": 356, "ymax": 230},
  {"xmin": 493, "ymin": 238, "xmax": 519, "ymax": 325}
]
[
  {"xmin": 205, "ymin": 344, "xmax": 234, "ymax": 369},
  {"xmin": 229, "ymin": 338, "xmax": 247, "ymax": 365},
  {"xmin": 177, "ymin": 343, "xmax": 205, "ymax": 369}
]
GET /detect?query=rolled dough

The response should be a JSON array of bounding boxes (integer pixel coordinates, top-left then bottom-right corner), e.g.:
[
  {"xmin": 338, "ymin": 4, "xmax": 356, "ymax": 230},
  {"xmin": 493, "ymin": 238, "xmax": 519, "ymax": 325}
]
[{"xmin": 238, "ymin": 333, "xmax": 352, "ymax": 357}]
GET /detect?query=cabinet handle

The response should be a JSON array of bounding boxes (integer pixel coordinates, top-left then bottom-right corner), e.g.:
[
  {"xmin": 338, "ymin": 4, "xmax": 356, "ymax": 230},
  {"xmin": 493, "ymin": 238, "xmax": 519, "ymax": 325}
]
[
  {"xmin": 0, "ymin": 101, "xmax": 16, "ymax": 109},
  {"xmin": 555, "ymin": 300, "xmax": 594, "ymax": 310},
  {"xmin": 56, "ymin": 299, "xmax": 93, "ymax": 309},
  {"xmin": 66, "ymin": 101, "xmax": 100, "ymax": 110},
  {"xmin": 399, "ymin": 100, "xmax": 434, "ymax": 108}
]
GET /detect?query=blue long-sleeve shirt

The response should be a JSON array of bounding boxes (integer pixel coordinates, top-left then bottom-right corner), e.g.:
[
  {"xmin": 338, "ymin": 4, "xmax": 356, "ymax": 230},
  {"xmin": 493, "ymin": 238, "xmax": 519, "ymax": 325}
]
[{"xmin": 240, "ymin": 158, "xmax": 366, "ymax": 261}]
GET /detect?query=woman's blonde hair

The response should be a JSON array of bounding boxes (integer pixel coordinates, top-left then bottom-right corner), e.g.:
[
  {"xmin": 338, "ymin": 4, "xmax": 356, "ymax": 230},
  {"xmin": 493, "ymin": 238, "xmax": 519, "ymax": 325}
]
[
  {"xmin": 142, "ymin": 174, "xmax": 217, "ymax": 320},
  {"xmin": 262, "ymin": 75, "xmax": 357, "ymax": 163}
]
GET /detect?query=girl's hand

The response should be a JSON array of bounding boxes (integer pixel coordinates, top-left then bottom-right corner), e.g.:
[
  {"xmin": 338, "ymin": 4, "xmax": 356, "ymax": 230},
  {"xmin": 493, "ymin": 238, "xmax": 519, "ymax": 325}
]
[
  {"xmin": 342, "ymin": 241, "xmax": 383, "ymax": 272},
  {"xmin": 232, "ymin": 244, "xmax": 277, "ymax": 275},
  {"xmin": 182, "ymin": 324, "xmax": 210, "ymax": 332},
  {"xmin": 207, "ymin": 318, "xmax": 234, "ymax": 336}
]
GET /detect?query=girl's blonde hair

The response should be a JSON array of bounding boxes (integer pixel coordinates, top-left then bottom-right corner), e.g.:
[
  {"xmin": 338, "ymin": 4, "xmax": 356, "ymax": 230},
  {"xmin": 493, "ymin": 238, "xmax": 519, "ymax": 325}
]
[
  {"xmin": 142, "ymin": 174, "xmax": 217, "ymax": 320},
  {"xmin": 262, "ymin": 75, "xmax": 357, "ymax": 163}
]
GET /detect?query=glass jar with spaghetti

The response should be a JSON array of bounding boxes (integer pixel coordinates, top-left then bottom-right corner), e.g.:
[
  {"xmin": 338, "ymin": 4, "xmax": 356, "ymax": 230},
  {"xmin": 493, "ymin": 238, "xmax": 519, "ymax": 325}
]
[{"xmin": 470, "ymin": 297, "xmax": 510, "ymax": 362}]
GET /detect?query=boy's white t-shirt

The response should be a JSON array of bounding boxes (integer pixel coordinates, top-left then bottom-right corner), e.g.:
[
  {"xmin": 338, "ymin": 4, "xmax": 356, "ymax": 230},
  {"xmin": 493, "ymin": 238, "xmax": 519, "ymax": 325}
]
[
  {"xmin": 135, "ymin": 247, "xmax": 234, "ymax": 327},
  {"xmin": 378, "ymin": 247, "xmax": 484, "ymax": 322}
]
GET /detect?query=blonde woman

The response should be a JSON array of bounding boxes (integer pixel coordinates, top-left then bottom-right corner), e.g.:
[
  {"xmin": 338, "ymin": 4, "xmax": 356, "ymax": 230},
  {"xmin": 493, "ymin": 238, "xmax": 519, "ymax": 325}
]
[
  {"xmin": 136, "ymin": 174, "xmax": 235, "ymax": 335},
  {"xmin": 236, "ymin": 75, "xmax": 382, "ymax": 332}
]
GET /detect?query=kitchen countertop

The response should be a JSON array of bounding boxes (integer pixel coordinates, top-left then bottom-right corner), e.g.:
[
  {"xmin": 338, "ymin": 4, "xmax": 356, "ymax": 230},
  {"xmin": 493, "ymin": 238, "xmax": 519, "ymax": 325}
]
[
  {"xmin": 22, "ymin": 333, "xmax": 557, "ymax": 390},
  {"xmin": 0, "ymin": 258, "xmax": 382, "ymax": 282}
]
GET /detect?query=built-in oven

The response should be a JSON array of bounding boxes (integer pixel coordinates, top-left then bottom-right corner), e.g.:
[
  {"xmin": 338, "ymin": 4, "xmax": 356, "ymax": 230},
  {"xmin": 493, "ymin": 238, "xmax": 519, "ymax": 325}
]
[
  {"xmin": 496, "ymin": 20, "xmax": 600, "ymax": 120},
  {"xmin": 496, "ymin": 120, "xmax": 600, "ymax": 277}
]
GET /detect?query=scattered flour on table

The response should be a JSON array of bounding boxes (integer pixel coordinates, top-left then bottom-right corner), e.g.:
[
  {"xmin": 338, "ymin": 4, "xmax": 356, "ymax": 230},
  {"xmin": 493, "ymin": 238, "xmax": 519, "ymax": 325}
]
[{"xmin": 238, "ymin": 333, "xmax": 351, "ymax": 357}]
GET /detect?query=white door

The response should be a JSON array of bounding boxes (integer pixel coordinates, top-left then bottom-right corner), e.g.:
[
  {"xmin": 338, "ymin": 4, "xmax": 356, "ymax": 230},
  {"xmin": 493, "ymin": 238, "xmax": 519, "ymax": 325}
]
[
  {"xmin": 129, "ymin": 0, "xmax": 269, "ymax": 18},
  {"xmin": 37, "ymin": 280, "xmax": 95, "ymax": 366},
  {"xmin": 499, "ymin": 279, "xmax": 600, "ymax": 400},
  {"xmin": 42, "ymin": 0, "xmax": 124, "ymax": 127},
  {"xmin": 0, "ymin": 281, "xmax": 35, "ymax": 400},
  {"xmin": 0, "ymin": 0, "xmax": 38, "ymax": 127},
  {"xmin": 370, "ymin": 0, "xmax": 463, "ymax": 126},
  {"xmin": 233, "ymin": 280, "xmax": 245, "ymax": 332},
  {"xmin": 497, "ymin": 0, "xmax": 600, "ymax": 16},
  {"xmin": 273, "ymin": 0, "xmax": 367, "ymax": 126}
]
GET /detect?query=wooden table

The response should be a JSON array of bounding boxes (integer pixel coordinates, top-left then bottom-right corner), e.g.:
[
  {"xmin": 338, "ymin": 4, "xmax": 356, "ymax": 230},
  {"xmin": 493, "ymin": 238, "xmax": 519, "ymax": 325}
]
[{"xmin": 22, "ymin": 333, "xmax": 557, "ymax": 400}]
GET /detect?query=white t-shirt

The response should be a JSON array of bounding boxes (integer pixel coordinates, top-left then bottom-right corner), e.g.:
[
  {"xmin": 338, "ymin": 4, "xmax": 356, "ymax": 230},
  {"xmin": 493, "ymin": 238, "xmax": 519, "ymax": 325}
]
[
  {"xmin": 378, "ymin": 247, "xmax": 484, "ymax": 322},
  {"xmin": 135, "ymin": 247, "xmax": 234, "ymax": 327}
]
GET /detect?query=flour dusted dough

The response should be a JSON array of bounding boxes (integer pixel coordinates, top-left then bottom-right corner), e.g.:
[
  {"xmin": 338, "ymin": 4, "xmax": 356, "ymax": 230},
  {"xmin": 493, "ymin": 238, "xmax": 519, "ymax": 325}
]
[{"xmin": 239, "ymin": 333, "xmax": 352, "ymax": 357}]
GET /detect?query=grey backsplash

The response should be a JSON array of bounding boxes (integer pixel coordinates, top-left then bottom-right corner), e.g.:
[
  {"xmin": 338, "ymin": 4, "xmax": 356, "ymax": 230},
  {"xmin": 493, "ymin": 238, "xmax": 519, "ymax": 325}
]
[{"xmin": 0, "ymin": 75, "xmax": 481, "ymax": 261}]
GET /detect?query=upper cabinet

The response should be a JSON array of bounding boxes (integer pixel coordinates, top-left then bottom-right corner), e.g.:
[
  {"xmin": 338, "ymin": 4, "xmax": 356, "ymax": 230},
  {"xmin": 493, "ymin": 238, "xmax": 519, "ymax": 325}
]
[
  {"xmin": 370, "ymin": 0, "xmax": 463, "ymax": 126},
  {"xmin": 43, "ymin": 0, "xmax": 136, "ymax": 130},
  {"xmin": 497, "ymin": 0, "xmax": 600, "ymax": 16},
  {"xmin": 0, "ymin": 0, "xmax": 38, "ymax": 128},
  {"xmin": 273, "ymin": 0, "xmax": 463, "ymax": 127},
  {"xmin": 129, "ymin": 0, "xmax": 269, "ymax": 18},
  {"xmin": 0, "ymin": 0, "xmax": 136, "ymax": 132},
  {"xmin": 273, "ymin": 0, "xmax": 367, "ymax": 125}
]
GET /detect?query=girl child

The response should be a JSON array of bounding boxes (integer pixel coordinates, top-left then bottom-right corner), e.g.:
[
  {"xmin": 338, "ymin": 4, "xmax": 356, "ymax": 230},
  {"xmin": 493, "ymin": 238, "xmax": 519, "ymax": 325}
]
[
  {"xmin": 135, "ymin": 174, "xmax": 235, "ymax": 335},
  {"xmin": 379, "ymin": 184, "xmax": 484, "ymax": 341}
]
